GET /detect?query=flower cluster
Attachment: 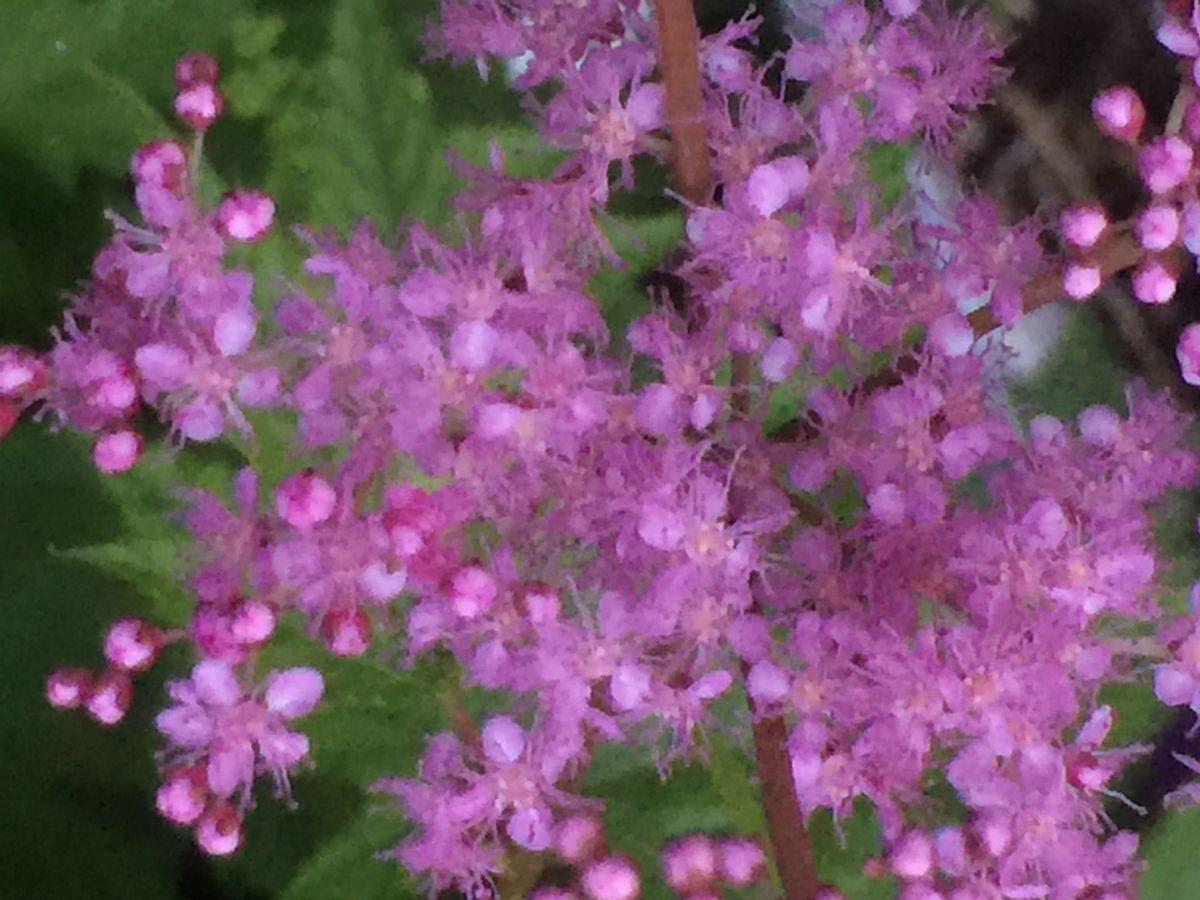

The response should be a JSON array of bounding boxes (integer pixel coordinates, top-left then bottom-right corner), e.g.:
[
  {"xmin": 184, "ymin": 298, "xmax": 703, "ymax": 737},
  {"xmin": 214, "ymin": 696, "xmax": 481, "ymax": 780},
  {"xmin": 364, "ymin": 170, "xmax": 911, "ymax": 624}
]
[{"xmin": 14, "ymin": 1, "xmax": 1200, "ymax": 898}]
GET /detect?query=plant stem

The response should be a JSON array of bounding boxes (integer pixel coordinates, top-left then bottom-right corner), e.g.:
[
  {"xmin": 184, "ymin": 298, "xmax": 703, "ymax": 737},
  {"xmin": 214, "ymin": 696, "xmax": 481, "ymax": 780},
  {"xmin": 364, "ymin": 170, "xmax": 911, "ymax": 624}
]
[{"xmin": 652, "ymin": 4, "xmax": 823, "ymax": 898}]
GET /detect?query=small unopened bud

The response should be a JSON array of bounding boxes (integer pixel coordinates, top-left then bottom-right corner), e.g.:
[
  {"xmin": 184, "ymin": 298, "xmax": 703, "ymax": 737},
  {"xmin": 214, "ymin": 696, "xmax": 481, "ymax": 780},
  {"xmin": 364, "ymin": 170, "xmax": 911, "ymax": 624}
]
[
  {"xmin": 1091, "ymin": 86, "xmax": 1145, "ymax": 144},
  {"xmin": 93, "ymin": 430, "xmax": 142, "ymax": 474},
  {"xmin": 556, "ymin": 815, "xmax": 605, "ymax": 864},
  {"xmin": 449, "ymin": 566, "xmax": 497, "ymax": 620},
  {"xmin": 85, "ymin": 670, "xmax": 134, "ymax": 725},
  {"xmin": 321, "ymin": 608, "xmax": 372, "ymax": 657},
  {"xmin": 174, "ymin": 52, "xmax": 219, "ymax": 89},
  {"xmin": 216, "ymin": 190, "xmax": 275, "ymax": 242},
  {"xmin": 1059, "ymin": 204, "xmax": 1107, "ymax": 249},
  {"xmin": 1139, "ymin": 136, "xmax": 1193, "ymax": 195},
  {"xmin": 662, "ymin": 835, "xmax": 717, "ymax": 895},
  {"xmin": 230, "ymin": 600, "xmax": 277, "ymax": 644},
  {"xmin": 1132, "ymin": 259, "xmax": 1177, "ymax": 304},
  {"xmin": 1063, "ymin": 263, "xmax": 1102, "ymax": 301},
  {"xmin": 0, "ymin": 347, "xmax": 47, "ymax": 401},
  {"xmin": 716, "ymin": 839, "xmax": 766, "ymax": 886},
  {"xmin": 1135, "ymin": 204, "xmax": 1181, "ymax": 251},
  {"xmin": 581, "ymin": 857, "xmax": 640, "ymax": 900},
  {"xmin": 175, "ymin": 82, "xmax": 224, "ymax": 131},
  {"xmin": 196, "ymin": 802, "xmax": 242, "ymax": 856},
  {"xmin": 131, "ymin": 140, "xmax": 188, "ymax": 190},
  {"xmin": 104, "ymin": 617, "xmax": 163, "ymax": 671},
  {"xmin": 890, "ymin": 830, "xmax": 935, "ymax": 880},
  {"xmin": 156, "ymin": 766, "xmax": 208, "ymax": 826},
  {"xmin": 46, "ymin": 667, "xmax": 92, "ymax": 709}
]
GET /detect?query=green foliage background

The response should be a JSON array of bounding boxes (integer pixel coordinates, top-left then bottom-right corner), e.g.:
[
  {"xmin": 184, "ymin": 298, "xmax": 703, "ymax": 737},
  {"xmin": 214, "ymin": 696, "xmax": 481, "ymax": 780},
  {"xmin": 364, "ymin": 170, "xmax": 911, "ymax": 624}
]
[{"xmin": 0, "ymin": 1, "xmax": 1197, "ymax": 898}]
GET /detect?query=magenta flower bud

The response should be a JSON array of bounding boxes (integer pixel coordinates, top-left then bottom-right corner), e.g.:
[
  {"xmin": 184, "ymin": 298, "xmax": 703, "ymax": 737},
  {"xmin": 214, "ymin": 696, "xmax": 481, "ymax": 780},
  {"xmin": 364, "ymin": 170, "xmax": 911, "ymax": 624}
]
[
  {"xmin": 174, "ymin": 52, "xmax": 220, "ymax": 89},
  {"xmin": 507, "ymin": 806, "xmax": 553, "ymax": 851},
  {"xmin": 230, "ymin": 600, "xmax": 277, "ymax": 644},
  {"xmin": 195, "ymin": 803, "xmax": 242, "ymax": 856},
  {"xmin": 1135, "ymin": 204, "xmax": 1181, "ymax": 251},
  {"xmin": 746, "ymin": 659, "xmax": 790, "ymax": 704},
  {"xmin": 519, "ymin": 584, "xmax": 561, "ymax": 624},
  {"xmin": 93, "ymin": 430, "xmax": 142, "ymax": 475},
  {"xmin": 1139, "ymin": 136, "xmax": 1193, "ymax": 195},
  {"xmin": 85, "ymin": 669, "xmax": 133, "ymax": 726},
  {"xmin": 1157, "ymin": 17, "xmax": 1200, "ymax": 56},
  {"xmin": 276, "ymin": 471, "xmax": 337, "ymax": 530},
  {"xmin": 1132, "ymin": 259, "xmax": 1177, "ymax": 305},
  {"xmin": 556, "ymin": 815, "xmax": 605, "ymax": 864},
  {"xmin": 1177, "ymin": 322, "xmax": 1200, "ymax": 385},
  {"xmin": 359, "ymin": 561, "xmax": 408, "ymax": 602},
  {"xmin": 581, "ymin": 857, "xmax": 640, "ymax": 900},
  {"xmin": 625, "ymin": 82, "xmax": 664, "ymax": 131},
  {"xmin": 746, "ymin": 157, "xmax": 809, "ymax": 217},
  {"xmin": 131, "ymin": 140, "xmax": 187, "ymax": 189},
  {"xmin": 610, "ymin": 662, "xmax": 652, "ymax": 711},
  {"xmin": 1156, "ymin": 664, "xmax": 1196, "ymax": 706},
  {"xmin": 717, "ymin": 839, "xmax": 766, "ymax": 885},
  {"xmin": 175, "ymin": 82, "xmax": 224, "ymax": 131},
  {"xmin": 104, "ymin": 617, "xmax": 163, "ymax": 672},
  {"xmin": 689, "ymin": 669, "xmax": 732, "ymax": 700},
  {"xmin": 93, "ymin": 371, "xmax": 138, "ymax": 416},
  {"xmin": 868, "ymin": 482, "xmax": 907, "ymax": 525},
  {"xmin": 1091, "ymin": 86, "xmax": 1145, "ymax": 143},
  {"xmin": 482, "ymin": 715, "xmax": 526, "ymax": 763},
  {"xmin": 449, "ymin": 566, "xmax": 497, "ymax": 619},
  {"xmin": 972, "ymin": 815, "xmax": 1011, "ymax": 858},
  {"xmin": 1059, "ymin": 204, "xmax": 1107, "ymax": 249},
  {"xmin": 1062, "ymin": 263, "xmax": 1102, "ymax": 301},
  {"xmin": 156, "ymin": 768, "xmax": 208, "ymax": 826},
  {"xmin": 933, "ymin": 826, "xmax": 967, "ymax": 876},
  {"xmin": 662, "ymin": 835, "xmax": 717, "ymax": 894},
  {"xmin": 890, "ymin": 830, "xmax": 934, "ymax": 880},
  {"xmin": 449, "ymin": 319, "xmax": 498, "ymax": 371},
  {"xmin": 265, "ymin": 667, "xmax": 325, "ymax": 719},
  {"xmin": 1182, "ymin": 201, "xmax": 1200, "ymax": 255},
  {"xmin": 135, "ymin": 342, "xmax": 190, "ymax": 391},
  {"xmin": 46, "ymin": 667, "xmax": 92, "ymax": 709},
  {"xmin": 216, "ymin": 190, "xmax": 275, "ymax": 242},
  {"xmin": 0, "ymin": 346, "xmax": 47, "ymax": 401},
  {"xmin": 321, "ymin": 608, "xmax": 372, "ymax": 657}
]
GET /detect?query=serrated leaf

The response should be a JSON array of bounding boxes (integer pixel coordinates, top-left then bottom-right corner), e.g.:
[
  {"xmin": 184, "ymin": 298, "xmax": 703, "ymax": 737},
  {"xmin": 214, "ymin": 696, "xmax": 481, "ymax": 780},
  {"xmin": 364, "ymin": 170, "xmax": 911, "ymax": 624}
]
[{"xmin": 53, "ymin": 539, "xmax": 193, "ymax": 623}]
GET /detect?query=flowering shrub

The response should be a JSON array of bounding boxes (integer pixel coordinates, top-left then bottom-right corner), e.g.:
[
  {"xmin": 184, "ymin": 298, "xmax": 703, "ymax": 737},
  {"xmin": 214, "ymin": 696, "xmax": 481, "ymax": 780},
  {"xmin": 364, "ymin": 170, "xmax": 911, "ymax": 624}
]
[{"xmin": 10, "ymin": 1, "xmax": 1200, "ymax": 898}]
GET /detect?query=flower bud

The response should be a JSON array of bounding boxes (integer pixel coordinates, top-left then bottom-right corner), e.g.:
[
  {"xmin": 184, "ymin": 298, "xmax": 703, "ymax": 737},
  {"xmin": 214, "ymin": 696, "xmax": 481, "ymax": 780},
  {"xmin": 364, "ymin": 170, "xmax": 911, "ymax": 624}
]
[
  {"xmin": 85, "ymin": 669, "xmax": 134, "ymax": 725},
  {"xmin": 1135, "ymin": 204, "xmax": 1180, "ymax": 251},
  {"xmin": 1139, "ymin": 136, "xmax": 1193, "ymax": 195},
  {"xmin": 156, "ymin": 766, "xmax": 208, "ymax": 826},
  {"xmin": 581, "ymin": 857, "xmax": 640, "ymax": 900},
  {"xmin": 1132, "ymin": 258, "xmax": 1177, "ymax": 304},
  {"xmin": 1062, "ymin": 263, "xmax": 1102, "ymax": 301},
  {"xmin": 556, "ymin": 815, "xmax": 605, "ymax": 864},
  {"xmin": 1091, "ymin": 86, "xmax": 1145, "ymax": 143},
  {"xmin": 321, "ymin": 607, "xmax": 372, "ymax": 657},
  {"xmin": 449, "ymin": 566, "xmax": 497, "ymax": 619},
  {"xmin": 1059, "ymin": 204, "xmax": 1107, "ymax": 249},
  {"xmin": 1177, "ymin": 322, "xmax": 1200, "ymax": 385},
  {"xmin": 230, "ymin": 600, "xmax": 277, "ymax": 645},
  {"xmin": 195, "ymin": 802, "xmax": 242, "ymax": 856},
  {"xmin": 662, "ymin": 835, "xmax": 717, "ymax": 895},
  {"xmin": 890, "ymin": 830, "xmax": 935, "ymax": 880},
  {"xmin": 174, "ymin": 52, "xmax": 219, "ymax": 89},
  {"xmin": 717, "ymin": 839, "xmax": 766, "ymax": 885},
  {"xmin": 46, "ymin": 667, "xmax": 92, "ymax": 709},
  {"xmin": 216, "ymin": 190, "xmax": 275, "ymax": 242},
  {"xmin": 93, "ymin": 430, "xmax": 143, "ymax": 474},
  {"xmin": 276, "ymin": 470, "xmax": 336, "ymax": 530},
  {"xmin": 175, "ymin": 82, "xmax": 224, "ymax": 131},
  {"xmin": 104, "ymin": 617, "xmax": 163, "ymax": 671}
]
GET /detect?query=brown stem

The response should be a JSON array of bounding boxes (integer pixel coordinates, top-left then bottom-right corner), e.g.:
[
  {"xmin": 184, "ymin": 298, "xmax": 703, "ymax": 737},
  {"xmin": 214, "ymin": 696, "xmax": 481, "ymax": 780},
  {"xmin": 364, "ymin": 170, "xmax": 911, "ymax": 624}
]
[
  {"xmin": 653, "ymin": 4, "xmax": 821, "ymax": 898},
  {"xmin": 653, "ymin": 0, "xmax": 713, "ymax": 206}
]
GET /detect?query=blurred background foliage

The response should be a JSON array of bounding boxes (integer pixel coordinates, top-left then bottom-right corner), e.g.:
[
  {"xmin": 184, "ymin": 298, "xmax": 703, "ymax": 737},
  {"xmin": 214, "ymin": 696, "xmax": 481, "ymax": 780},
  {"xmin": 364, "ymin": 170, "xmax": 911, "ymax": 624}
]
[{"xmin": 1, "ymin": 0, "xmax": 1199, "ymax": 898}]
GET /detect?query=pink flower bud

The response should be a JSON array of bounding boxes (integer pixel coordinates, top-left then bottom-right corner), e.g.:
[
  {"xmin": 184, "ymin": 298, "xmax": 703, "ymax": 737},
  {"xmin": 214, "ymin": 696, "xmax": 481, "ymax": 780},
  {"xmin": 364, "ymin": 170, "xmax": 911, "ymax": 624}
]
[
  {"xmin": 1185, "ymin": 101, "xmax": 1200, "ymax": 144},
  {"xmin": 321, "ymin": 608, "xmax": 372, "ymax": 657},
  {"xmin": 0, "ymin": 347, "xmax": 47, "ymax": 401},
  {"xmin": 868, "ymin": 482, "xmax": 907, "ymax": 525},
  {"xmin": 213, "ymin": 308, "xmax": 257, "ymax": 357},
  {"xmin": 216, "ymin": 190, "xmax": 275, "ymax": 242},
  {"xmin": 1136, "ymin": 204, "xmax": 1181, "ymax": 251},
  {"xmin": 93, "ymin": 430, "xmax": 142, "ymax": 474},
  {"xmin": 156, "ymin": 767, "xmax": 208, "ymax": 826},
  {"xmin": 519, "ymin": 584, "xmax": 561, "ymax": 624},
  {"xmin": 1059, "ymin": 204, "xmax": 1107, "ymax": 249},
  {"xmin": 582, "ymin": 857, "xmax": 640, "ymax": 900},
  {"xmin": 1078, "ymin": 404, "xmax": 1120, "ymax": 447},
  {"xmin": 131, "ymin": 140, "xmax": 188, "ymax": 190},
  {"xmin": 104, "ymin": 617, "xmax": 163, "ymax": 672},
  {"xmin": 230, "ymin": 600, "xmax": 277, "ymax": 644},
  {"xmin": 175, "ymin": 82, "xmax": 224, "ymax": 131},
  {"xmin": 1139, "ymin": 136, "xmax": 1193, "ymax": 195},
  {"xmin": 1091, "ymin": 86, "xmax": 1145, "ymax": 143},
  {"xmin": 1157, "ymin": 17, "xmax": 1200, "ymax": 56},
  {"xmin": 717, "ymin": 839, "xmax": 766, "ymax": 885},
  {"xmin": 927, "ymin": 313, "xmax": 974, "ymax": 357},
  {"xmin": 276, "ymin": 470, "xmax": 337, "ymax": 530},
  {"xmin": 265, "ymin": 667, "xmax": 325, "ymax": 719},
  {"xmin": 884, "ymin": 0, "xmax": 919, "ymax": 18},
  {"xmin": 746, "ymin": 157, "xmax": 809, "ymax": 217},
  {"xmin": 890, "ymin": 830, "xmax": 934, "ymax": 880},
  {"xmin": 556, "ymin": 815, "xmax": 605, "ymax": 864},
  {"xmin": 662, "ymin": 835, "xmax": 717, "ymax": 894},
  {"xmin": 449, "ymin": 566, "xmax": 497, "ymax": 619},
  {"xmin": 761, "ymin": 337, "xmax": 798, "ymax": 382},
  {"xmin": 1132, "ymin": 259, "xmax": 1177, "ymax": 304},
  {"xmin": 195, "ymin": 802, "xmax": 242, "ymax": 856},
  {"xmin": 174, "ymin": 52, "xmax": 219, "ymax": 89},
  {"xmin": 46, "ymin": 667, "xmax": 92, "ymax": 709},
  {"xmin": 1062, "ymin": 263, "xmax": 1102, "ymax": 301},
  {"xmin": 1177, "ymin": 322, "xmax": 1200, "ymax": 385},
  {"xmin": 482, "ymin": 715, "xmax": 526, "ymax": 763},
  {"xmin": 449, "ymin": 319, "xmax": 499, "ymax": 371},
  {"xmin": 85, "ymin": 670, "xmax": 133, "ymax": 725}
]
